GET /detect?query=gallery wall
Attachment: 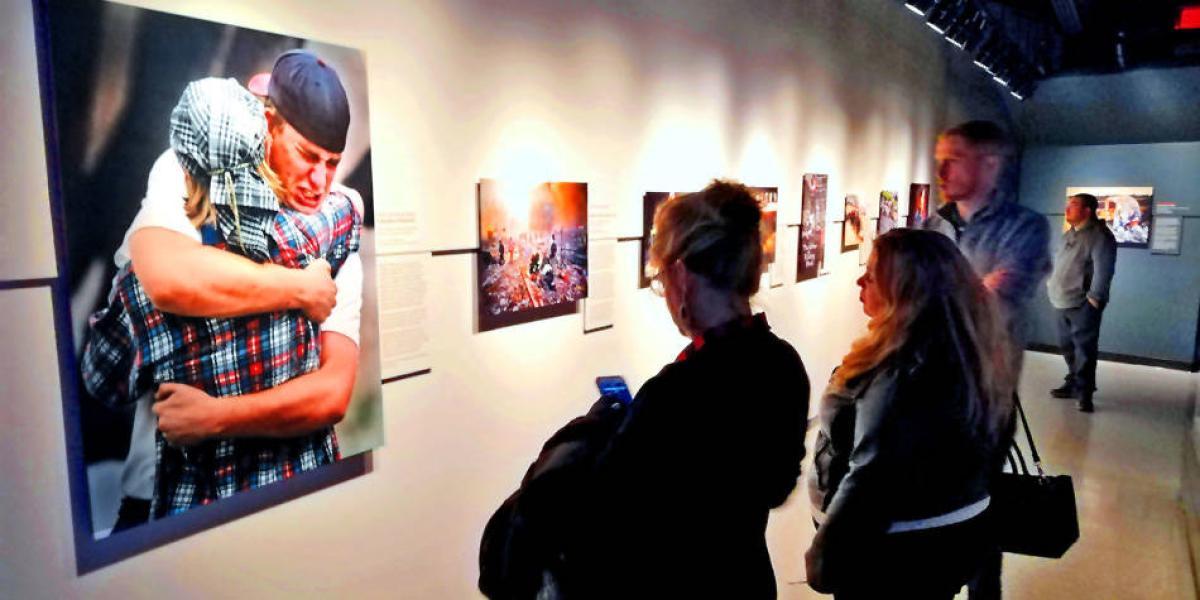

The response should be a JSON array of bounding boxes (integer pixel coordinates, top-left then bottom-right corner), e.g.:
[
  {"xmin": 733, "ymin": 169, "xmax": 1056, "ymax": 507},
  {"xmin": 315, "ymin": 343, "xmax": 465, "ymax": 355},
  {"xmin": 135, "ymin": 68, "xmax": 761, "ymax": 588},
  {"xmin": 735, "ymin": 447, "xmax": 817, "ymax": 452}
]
[
  {"xmin": 1019, "ymin": 142, "xmax": 1200, "ymax": 366},
  {"xmin": 0, "ymin": 0, "xmax": 1014, "ymax": 597}
]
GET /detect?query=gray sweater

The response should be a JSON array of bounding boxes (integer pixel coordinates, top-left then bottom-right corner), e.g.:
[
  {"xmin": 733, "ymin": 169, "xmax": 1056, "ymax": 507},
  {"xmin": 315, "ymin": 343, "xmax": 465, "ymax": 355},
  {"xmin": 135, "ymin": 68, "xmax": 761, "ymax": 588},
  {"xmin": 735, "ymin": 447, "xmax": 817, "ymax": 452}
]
[{"xmin": 1046, "ymin": 218, "xmax": 1117, "ymax": 309}]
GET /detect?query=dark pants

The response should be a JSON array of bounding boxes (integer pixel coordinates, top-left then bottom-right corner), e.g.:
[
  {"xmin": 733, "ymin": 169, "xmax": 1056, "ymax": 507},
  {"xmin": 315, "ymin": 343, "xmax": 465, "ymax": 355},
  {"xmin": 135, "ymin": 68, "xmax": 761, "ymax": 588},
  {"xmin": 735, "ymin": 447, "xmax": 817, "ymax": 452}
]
[
  {"xmin": 832, "ymin": 515, "xmax": 989, "ymax": 600},
  {"xmin": 1056, "ymin": 302, "xmax": 1103, "ymax": 394}
]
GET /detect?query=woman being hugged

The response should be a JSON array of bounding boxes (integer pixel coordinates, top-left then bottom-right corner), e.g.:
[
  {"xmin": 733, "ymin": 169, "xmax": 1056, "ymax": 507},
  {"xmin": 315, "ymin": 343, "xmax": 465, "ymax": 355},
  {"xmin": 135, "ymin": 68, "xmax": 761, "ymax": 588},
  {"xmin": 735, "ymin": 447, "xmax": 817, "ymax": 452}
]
[{"xmin": 806, "ymin": 228, "xmax": 1015, "ymax": 599}]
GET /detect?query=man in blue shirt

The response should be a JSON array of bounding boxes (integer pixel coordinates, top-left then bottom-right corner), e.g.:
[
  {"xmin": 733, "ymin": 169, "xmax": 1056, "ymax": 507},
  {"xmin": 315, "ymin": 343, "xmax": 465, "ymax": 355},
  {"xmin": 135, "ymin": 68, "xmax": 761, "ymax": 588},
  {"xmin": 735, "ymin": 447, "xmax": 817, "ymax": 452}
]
[
  {"xmin": 924, "ymin": 120, "xmax": 1052, "ymax": 369},
  {"xmin": 1046, "ymin": 193, "xmax": 1117, "ymax": 413},
  {"xmin": 923, "ymin": 120, "xmax": 1052, "ymax": 600}
]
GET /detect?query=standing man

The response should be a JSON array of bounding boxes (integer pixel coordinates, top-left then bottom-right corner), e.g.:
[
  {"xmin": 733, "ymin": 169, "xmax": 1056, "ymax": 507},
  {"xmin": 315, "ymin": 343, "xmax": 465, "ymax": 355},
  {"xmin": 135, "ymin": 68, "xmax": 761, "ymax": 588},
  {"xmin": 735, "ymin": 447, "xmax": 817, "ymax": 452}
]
[
  {"xmin": 924, "ymin": 120, "xmax": 1052, "ymax": 367},
  {"xmin": 923, "ymin": 120, "xmax": 1052, "ymax": 600},
  {"xmin": 1046, "ymin": 193, "xmax": 1117, "ymax": 413}
]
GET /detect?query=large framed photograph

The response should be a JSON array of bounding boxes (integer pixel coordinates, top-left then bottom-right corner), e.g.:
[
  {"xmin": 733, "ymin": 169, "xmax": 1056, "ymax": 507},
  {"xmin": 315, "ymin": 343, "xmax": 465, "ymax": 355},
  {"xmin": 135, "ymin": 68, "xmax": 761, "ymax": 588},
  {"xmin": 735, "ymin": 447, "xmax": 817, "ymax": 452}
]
[
  {"xmin": 35, "ymin": 0, "xmax": 383, "ymax": 572},
  {"xmin": 842, "ymin": 194, "xmax": 863, "ymax": 252},
  {"xmin": 477, "ymin": 179, "xmax": 588, "ymax": 331},
  {"xmin": 797, "ymin": 174, "xmax": 827, "ymax": 282},
  {"xmin": 1065, "ymin": 186, "xmax": 1155, "ymax": 248}
]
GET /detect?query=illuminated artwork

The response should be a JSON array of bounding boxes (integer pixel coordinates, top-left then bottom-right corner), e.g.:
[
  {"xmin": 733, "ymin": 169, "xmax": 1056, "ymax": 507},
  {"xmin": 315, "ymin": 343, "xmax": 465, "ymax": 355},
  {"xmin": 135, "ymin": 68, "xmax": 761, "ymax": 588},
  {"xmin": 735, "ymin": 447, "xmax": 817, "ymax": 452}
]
[
  {"xmin": 878, "ymin": 190, "xmax": 899, "ymax": 235},
  {"xmin": 36, "ymin": 0, "xmax": 382, "ymax": 570},
  {"xmin": 1064, "ymin": 187, "xmax": 1154, "ymax": 248},
  {"xmin": 797, "ymin": 174, "xmax": 827, "ymax": 282},
  {"xmin": 477, "ymin": 179, "xmax": 588, "ymax": 331},
  {"xmin": 842, "ymin": 194, "xmax": 863, "ymax": 252},
  {"xmin": 907, "ymin": 184, "xmax": 931, "ymax": 228},
  {"xmin": 749, "ymin": 187, "xmax": 779, "ymax": 272},
  {"xmin": 639, "ymin": 191, "xmax": 688, "ymax": 288}
]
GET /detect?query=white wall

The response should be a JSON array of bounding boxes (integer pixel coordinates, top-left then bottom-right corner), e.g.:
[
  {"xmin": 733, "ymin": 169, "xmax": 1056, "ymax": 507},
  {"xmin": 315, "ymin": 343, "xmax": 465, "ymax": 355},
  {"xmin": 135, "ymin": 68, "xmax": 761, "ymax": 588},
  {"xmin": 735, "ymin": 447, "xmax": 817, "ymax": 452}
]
[{"xmin": 0, "ymin": 0, "xmax": 1010, "ymax": 597}]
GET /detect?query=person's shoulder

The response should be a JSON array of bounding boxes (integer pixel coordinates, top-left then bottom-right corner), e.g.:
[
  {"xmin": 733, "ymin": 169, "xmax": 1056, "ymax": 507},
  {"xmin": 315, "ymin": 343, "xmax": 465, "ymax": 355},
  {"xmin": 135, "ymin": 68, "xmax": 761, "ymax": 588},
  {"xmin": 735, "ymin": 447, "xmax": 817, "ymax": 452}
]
[
  {"xmin": 330, "ymin": 183, "xmax": 365, "ymax": 219},
  {"xmin": 1001, "ymin": 201, "xmax": 1050, "ymax": 236}
]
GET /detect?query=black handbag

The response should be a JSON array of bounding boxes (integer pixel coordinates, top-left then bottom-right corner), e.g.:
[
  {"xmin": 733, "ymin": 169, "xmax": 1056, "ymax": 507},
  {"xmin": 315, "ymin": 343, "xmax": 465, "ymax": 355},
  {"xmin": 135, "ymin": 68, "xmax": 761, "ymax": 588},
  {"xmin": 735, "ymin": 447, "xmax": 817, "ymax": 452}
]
[{"xmin": 990, "ymin": 394, "xmax": 1080, "ymax": 558}]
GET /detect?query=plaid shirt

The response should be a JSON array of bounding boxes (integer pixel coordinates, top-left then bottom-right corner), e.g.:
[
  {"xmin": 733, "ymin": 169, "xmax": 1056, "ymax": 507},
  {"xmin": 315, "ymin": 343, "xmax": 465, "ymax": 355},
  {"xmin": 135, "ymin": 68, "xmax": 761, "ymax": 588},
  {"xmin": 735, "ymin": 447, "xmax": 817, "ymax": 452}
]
[{"xmin": 82, "ymin": 190, "xmax": 360, "ymax": 518}]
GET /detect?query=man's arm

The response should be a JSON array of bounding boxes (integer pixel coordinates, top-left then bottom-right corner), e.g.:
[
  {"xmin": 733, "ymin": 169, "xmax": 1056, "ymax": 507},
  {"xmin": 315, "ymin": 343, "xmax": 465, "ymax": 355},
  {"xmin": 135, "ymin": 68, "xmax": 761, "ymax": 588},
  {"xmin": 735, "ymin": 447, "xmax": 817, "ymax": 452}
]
[
  {"xmin": 130, "ymin": 227, "xmax": 336, "ymax": 321},
  {"xmin": 1087, "ymin": 230, "xmax": 1117, "ymax": 308},
  {"xmin": 154, "ymin": 331, "xmax": 359, "ymax": 445},
  {"xmin": 983, "ymin": 213, "xmax": 1052, "ymax": 305}
]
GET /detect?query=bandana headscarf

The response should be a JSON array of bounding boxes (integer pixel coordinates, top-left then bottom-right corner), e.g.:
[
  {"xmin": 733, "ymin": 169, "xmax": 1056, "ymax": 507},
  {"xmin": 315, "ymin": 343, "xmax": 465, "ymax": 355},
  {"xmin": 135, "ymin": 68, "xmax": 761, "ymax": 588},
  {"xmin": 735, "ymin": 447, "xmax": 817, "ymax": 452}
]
[{"xmin": 169, "ymin": 77, "xmax": 278, "ymax": 261}]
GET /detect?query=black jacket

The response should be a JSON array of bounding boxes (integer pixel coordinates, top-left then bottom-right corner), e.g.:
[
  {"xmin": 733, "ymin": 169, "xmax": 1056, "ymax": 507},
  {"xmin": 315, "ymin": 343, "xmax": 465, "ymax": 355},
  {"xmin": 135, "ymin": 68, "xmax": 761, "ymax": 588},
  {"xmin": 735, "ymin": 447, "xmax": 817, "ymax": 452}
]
[
  {"xmin": 808, "ymin": 331, "xmax": 1013, "ymax": 587},
  {"xmin": 480, "ymin": 314, "xmax": 810, "ymax": 599}
]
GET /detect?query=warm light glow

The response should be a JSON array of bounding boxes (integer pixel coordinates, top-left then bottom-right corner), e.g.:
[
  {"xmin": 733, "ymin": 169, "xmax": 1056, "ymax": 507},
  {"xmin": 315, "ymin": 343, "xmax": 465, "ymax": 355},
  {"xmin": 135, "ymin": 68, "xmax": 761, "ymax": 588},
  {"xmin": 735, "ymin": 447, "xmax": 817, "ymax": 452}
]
[
  {"xmin": 481, "ymin": 117, "xmax": 567, "ymax": 198},
  {"xmin": 737, "ymin": 130, "xmax": 783, "ymax": 189}
]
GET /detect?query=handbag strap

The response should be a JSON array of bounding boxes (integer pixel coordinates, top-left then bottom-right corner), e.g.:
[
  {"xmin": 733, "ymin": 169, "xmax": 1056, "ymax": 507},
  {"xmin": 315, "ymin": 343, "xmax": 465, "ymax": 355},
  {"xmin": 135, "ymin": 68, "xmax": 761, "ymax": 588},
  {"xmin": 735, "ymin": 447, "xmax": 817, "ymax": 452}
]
[{"xmin": 1013, "ymin": 393, "xmax": 1045, "ymax": 477}]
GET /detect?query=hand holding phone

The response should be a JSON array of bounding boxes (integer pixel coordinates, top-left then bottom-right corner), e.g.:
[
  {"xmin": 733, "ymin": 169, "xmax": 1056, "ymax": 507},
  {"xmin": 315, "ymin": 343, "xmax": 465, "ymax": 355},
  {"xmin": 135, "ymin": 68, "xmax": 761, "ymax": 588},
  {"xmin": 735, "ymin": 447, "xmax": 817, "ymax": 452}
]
[{"xmin": 595, "ymin": 376, "xmax": 634, "ymax": 406}]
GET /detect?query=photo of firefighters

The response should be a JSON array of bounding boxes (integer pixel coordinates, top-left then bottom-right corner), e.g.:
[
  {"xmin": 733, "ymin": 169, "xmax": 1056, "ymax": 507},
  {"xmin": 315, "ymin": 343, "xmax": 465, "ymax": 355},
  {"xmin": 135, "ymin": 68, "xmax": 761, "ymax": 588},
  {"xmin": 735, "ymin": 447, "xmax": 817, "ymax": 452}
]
[
  {"xmin": 797, "ymin": 174, "xmax": 827, "ymax": 283},
  {"xmin": 37, "ymin": 0, "xmax": 384, "ymax": 555},
  {"xmin": 1064, "ymin": 187, "xmax": 1155, "ymax": 248},
  {"xmin": 477, "ymin": 179, "xmax": 589, "ymax": 331}
]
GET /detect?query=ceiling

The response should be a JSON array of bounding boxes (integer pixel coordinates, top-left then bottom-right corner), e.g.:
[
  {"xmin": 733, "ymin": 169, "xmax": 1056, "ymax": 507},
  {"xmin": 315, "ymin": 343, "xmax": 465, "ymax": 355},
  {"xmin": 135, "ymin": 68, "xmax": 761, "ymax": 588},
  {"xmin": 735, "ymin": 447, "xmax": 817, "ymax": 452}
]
[{"xmin": 978, "ymin": 0, "xmax": 1200, "ymax": 76}]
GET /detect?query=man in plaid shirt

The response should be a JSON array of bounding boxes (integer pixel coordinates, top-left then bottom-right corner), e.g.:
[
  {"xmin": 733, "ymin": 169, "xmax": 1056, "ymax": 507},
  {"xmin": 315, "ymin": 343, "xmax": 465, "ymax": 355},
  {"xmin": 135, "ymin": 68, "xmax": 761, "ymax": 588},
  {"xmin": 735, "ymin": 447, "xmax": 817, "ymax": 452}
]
[{"xmin": 84, "ymin": 52, "xmax": 366, "ymax": 520}]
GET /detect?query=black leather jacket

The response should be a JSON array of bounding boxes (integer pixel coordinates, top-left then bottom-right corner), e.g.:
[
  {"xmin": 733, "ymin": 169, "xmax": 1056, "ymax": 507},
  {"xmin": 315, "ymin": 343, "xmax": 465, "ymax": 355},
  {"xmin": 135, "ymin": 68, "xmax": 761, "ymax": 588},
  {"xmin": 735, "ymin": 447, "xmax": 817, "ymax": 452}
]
[
  {"xmin": 808, "ymin": 333, "xmax": 1012, "ymax": 572},
  {"xmin": 480, "ymin": 314, "xmax": 810, "ymax": 599}
]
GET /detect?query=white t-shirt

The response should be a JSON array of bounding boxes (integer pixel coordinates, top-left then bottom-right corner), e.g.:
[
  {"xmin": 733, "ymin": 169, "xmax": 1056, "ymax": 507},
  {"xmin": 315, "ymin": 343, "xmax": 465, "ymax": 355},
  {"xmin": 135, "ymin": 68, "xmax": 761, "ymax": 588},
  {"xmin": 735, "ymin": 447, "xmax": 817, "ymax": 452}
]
[{"xmin": 117, "ymin": 149, "xmax": 364, "ymax": 499}]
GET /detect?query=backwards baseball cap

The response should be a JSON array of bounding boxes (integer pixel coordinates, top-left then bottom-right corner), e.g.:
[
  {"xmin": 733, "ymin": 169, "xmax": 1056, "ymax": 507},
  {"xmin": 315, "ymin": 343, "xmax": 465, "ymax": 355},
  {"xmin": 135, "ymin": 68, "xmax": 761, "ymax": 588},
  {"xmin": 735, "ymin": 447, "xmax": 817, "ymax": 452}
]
[{"xmin": 268, "ymin": 50, "xmax": 350, "ymax": 153}]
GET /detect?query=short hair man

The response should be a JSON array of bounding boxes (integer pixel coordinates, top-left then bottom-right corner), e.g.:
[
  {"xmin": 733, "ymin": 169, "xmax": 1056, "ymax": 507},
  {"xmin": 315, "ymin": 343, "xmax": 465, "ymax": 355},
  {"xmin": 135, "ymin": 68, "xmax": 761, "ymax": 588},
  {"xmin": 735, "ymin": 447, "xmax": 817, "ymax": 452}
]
[
  {"xmin": 87, "ymin": 51, "xmax": 365, "ymax": 526},
  {"xmin": 923, "ymin": 120, "xmax": 1052, "ymax": 362},
  {"xmin": 1046, "ymin": 193, "xmax": 1117, "ymax": 413},
  {"xmin": 922, "ymin": 120, "xmax": 1052, "ymax": 600}
]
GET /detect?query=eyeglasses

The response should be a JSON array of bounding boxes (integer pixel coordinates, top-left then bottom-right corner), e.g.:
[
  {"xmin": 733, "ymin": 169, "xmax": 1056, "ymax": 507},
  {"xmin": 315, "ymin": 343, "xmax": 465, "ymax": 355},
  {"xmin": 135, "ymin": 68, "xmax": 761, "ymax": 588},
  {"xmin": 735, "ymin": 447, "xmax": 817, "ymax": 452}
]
[{"xmin": 649, "ymin": 269, "xmax": 667, "ymax": 296}]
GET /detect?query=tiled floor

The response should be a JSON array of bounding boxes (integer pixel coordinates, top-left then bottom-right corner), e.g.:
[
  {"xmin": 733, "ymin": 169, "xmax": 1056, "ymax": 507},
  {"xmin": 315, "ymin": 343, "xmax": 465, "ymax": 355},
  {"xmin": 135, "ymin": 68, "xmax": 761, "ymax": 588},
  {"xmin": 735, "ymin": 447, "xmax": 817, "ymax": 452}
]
[{"xmin": 771, "ymin": 351, "xmax": 1200, "ymax": 599}]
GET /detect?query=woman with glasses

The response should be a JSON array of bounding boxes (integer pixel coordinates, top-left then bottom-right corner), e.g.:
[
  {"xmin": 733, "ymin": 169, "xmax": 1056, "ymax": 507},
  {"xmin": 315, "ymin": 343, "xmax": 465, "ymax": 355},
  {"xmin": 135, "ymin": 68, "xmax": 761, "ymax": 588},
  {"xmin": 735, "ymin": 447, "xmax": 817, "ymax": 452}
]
[
  {"xmin": 481, "ymin": 180, "xmax": 809, "ymax": 599},
  {"xmin": 805, "ymin": 228, "xmax": 1015, "ymax": 599},
  {"xmin": 576, "ymin": 180, "xmax": 810, "ymax": 597}
]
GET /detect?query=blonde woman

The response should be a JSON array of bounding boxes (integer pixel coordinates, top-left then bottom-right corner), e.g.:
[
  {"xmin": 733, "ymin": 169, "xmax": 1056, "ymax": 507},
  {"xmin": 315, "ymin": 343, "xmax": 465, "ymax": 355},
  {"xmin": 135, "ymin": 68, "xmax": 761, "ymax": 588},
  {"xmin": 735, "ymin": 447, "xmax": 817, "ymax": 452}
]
[
  {"xmin": 480, "ymin": 181, "xmax": 810, "ymax": 599},
  {"xmin": 806, "ymin": 228, "xmax": 1015, "ymax": 598}
]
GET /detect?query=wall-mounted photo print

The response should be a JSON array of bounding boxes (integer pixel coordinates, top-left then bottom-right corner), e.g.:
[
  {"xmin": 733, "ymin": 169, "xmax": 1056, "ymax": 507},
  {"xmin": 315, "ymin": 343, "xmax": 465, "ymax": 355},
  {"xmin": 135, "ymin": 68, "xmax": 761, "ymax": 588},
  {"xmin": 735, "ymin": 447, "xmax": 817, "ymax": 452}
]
[
  {"xmin": 842, "ymin": 194, "xmax": 863, "ymax": 252},
  {"xmin": 1064, "ymin": 187, "xmax": 1154, "ymax": 248},
  {"xmin": 477, "ymin": 179, "xmax": 588, "ymax": 331},
  {"xmin": 907, "ymin": 184, "xmax": 932, "ymax": 228},
  {"xmin": 749, "ymin": 187, "xmax": 779, "ymax": 272},
  {"xmin": 35, "ymin": 0, "xmax": 383, "ymax": 572},
  {"xmin": 797, "ymin": 174, "xmax": 827, "ymax": 282},
  {"xmin": 878, "ymin": 190, "xmax": 899, "ymax": 235},
  {"xmin": 639, "ymin": 191, "xmax": 688, "ymax": 288}
]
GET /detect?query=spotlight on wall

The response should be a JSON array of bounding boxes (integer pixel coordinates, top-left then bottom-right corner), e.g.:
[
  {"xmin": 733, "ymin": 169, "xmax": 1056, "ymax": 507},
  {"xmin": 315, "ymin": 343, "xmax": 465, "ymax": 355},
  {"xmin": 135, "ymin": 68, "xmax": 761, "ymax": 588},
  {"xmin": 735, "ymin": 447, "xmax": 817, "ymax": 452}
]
[{"xmin": 904, "ymin": 0, "xmax": 936, "ymax": 16}]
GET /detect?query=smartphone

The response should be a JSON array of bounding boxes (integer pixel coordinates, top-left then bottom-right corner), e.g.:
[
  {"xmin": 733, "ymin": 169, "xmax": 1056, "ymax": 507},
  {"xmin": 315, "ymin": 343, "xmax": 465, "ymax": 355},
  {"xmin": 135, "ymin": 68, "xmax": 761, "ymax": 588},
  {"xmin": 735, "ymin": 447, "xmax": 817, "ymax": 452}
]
[{"xmin": 595, "ymin": 375, "xmax": 634, "ymax": 406}]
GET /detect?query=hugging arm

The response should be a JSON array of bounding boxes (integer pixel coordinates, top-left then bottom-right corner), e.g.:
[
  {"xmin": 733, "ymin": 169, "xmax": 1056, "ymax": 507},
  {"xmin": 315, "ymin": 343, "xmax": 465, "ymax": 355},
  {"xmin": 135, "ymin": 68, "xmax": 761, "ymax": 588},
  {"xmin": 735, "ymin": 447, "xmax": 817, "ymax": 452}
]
[
  {"xmin": 130, "ymin": 227, "xmax": 336, "ymax": 322},
  {"xmin": 154, "ymin": 331, "xmax": 360, "ymax": 445}
]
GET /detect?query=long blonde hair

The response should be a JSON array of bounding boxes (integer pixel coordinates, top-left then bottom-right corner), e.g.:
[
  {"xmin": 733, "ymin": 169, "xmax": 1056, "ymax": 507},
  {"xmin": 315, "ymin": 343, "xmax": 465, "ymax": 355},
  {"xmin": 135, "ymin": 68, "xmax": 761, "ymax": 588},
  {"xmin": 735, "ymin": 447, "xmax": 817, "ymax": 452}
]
[
  {"xmin": 835, "ymin": 228, "xmax": 1014, "ymax": 440},
  {"xmin": 184, "ymin": 161, "xmax": 285, "ymax": 227}
]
